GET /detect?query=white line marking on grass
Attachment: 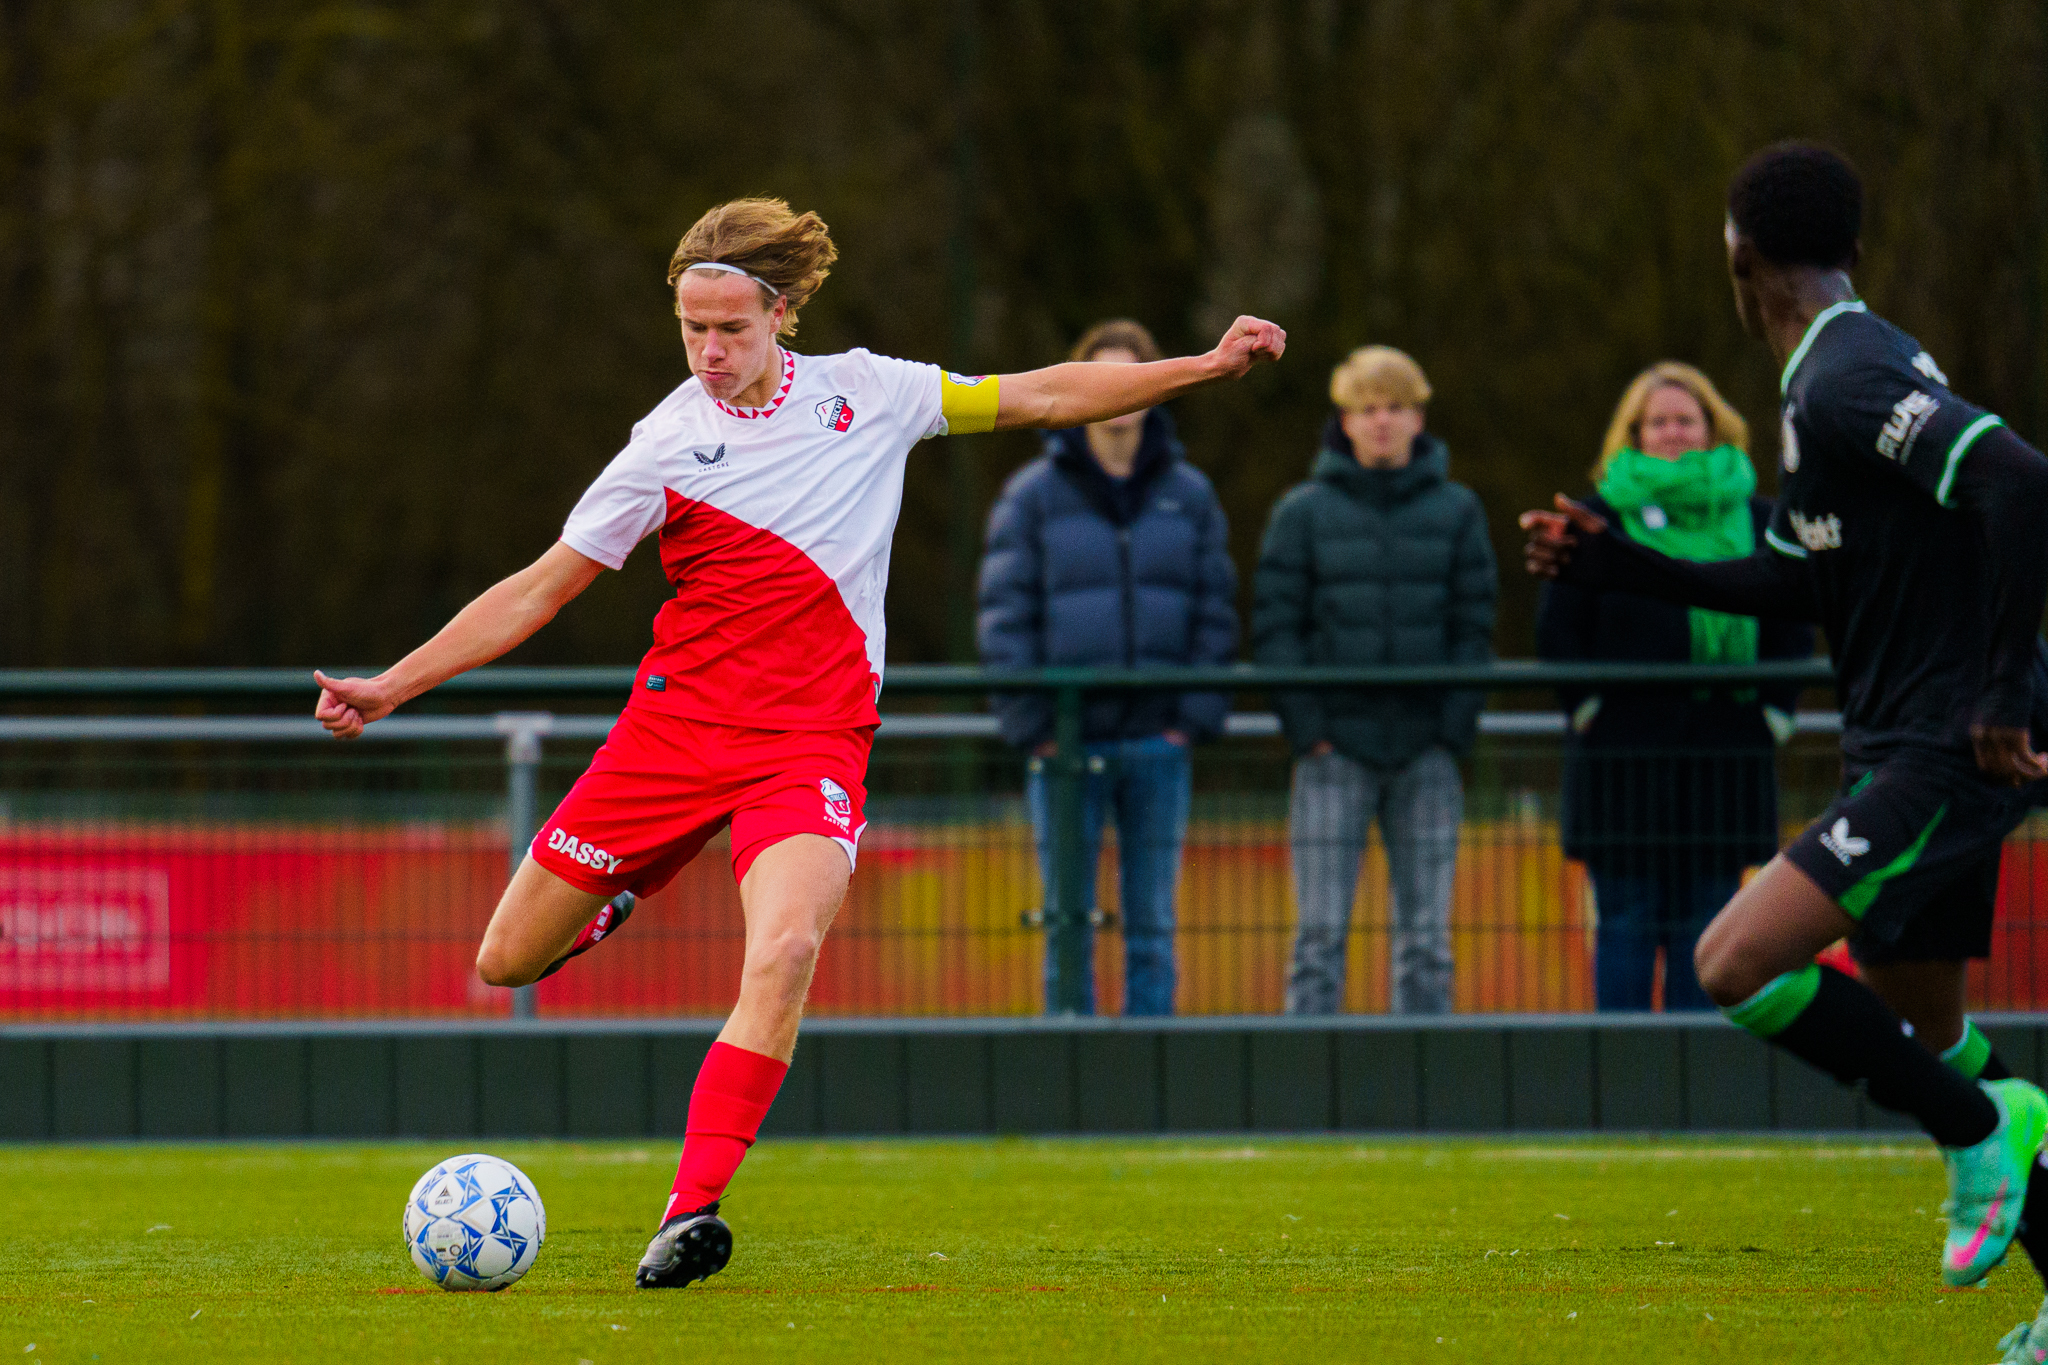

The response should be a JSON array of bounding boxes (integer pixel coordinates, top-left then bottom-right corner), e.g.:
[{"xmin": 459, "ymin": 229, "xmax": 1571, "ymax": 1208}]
[
  {"xmin": 1166, "ymin": 1147, "xmax": 1265, "ymax": 1161},
  {"xmin": 1490, "ymin": 1145, "xmax": 1932, "ymax": 1162}
]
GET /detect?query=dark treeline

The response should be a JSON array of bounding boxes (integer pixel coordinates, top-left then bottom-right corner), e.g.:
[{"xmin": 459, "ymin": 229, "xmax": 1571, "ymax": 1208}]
[{"xmin": 3, "ymin": 0, "xmax": 2044, "ymax": 669}]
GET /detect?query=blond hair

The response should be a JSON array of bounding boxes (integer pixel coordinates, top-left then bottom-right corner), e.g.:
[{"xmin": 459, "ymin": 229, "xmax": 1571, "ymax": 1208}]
[
  {"xmin": 1069, "ymin": 318, "xmax": 1162, "ymax": 364},
  {"xmin": 667, "ymin": 198, "xmax": 838, "ymax": 337},
  {"xmin": 1596, "ymin": 362, "xmax": 1750, "ymax": 477},
  {"xmin": 1329, "ymin": 345, "xmax": 1431, "ymax": 410}
]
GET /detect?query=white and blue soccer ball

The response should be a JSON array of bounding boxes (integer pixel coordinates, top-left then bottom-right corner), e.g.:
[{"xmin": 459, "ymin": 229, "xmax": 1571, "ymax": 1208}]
[{"xmin": 402, "ymin": 1153, "xmax": 546, "ymax": 1291}]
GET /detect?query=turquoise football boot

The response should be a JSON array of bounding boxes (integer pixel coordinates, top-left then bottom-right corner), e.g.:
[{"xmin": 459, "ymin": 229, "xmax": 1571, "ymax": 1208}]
[
  {"xmin": 1943, "ymin": 1078, "xmax": 2048, "ymax": 1287},
  {"xmin": 1996, "ymin": 1297, "xmax": 2048, "ymax": 1364}
]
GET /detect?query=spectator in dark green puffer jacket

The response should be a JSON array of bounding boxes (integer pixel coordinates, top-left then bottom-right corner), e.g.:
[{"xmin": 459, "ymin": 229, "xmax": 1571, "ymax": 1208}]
[{"xmin": 1253, "ymin": 345, "xmax": 1497, "ymax": 1014}]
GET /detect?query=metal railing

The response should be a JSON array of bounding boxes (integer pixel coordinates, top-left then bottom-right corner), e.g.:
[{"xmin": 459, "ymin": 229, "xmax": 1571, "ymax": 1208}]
[{"xmin": 19, "ymin": 660, "xmax": 2036, "ymax": 1023}]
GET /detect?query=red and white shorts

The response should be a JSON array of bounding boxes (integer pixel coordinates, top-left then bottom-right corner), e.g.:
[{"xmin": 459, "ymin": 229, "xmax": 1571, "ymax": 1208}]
[{"xmin": 530, "ymin": 707, "xmax": 873, "ymax": 897}]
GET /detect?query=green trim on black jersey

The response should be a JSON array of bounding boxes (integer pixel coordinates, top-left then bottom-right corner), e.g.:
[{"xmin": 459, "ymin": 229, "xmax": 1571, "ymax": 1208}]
[
  {"xmin": 1779, "ymin": 299, "xmax": 1869, "ymax": 394},
  {"xmin": 1935, "ymin": 413, "xmax": 2006, "ymax": 507},
  {"xmin": 1763, "ymin": 525, "xmax": 1809, "ymax": 559}
]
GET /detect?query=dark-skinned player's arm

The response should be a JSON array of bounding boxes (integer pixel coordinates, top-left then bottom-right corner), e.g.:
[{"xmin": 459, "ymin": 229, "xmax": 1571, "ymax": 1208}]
[
  {"xmin": 1947, "ymin": 424, "xmax": 2048, "ymax": 785},
  {"xmin": 313, "ymin": 541, "xmax": 606, "ymax": 740},
  {"xmin": 1518, "ymin": 496, "xmax": 1821, "ymax": 622},
  {"xmin": 990, "ymin": 316, "xmax": 1285, "ymax": 430}
]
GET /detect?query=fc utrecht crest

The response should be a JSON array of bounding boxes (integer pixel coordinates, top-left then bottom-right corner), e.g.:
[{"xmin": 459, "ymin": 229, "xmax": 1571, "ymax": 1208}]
[
  {"xmin": 819, "ymin": 777, "xmax": 853, "ymax": 830},
  {"xmin": 816, "ymin": 395, "xmax": 855, "ymax": 433}
]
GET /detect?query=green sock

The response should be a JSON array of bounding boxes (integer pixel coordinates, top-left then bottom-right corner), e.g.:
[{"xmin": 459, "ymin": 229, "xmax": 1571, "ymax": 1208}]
[
  {"xmin": 1722, "ymin": 962, "xmax": 1997, "ymax": 1147},
  {"xmin": 1723, "ymin": 963, "xmax": 1820, "ymax": 1038},
  {"xmin": 1940, "ymin": 1019, "xmax": 1994, "ymax": 1081}
]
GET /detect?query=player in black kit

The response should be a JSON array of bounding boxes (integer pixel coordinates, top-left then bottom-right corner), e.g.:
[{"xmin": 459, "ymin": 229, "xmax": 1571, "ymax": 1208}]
[{"xmin": 1524, "ymin": 143, "xmax": 2048, "ymax": 1353}]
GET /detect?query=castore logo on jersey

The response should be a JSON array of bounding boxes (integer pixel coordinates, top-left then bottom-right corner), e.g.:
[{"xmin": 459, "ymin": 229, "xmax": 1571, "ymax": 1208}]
[
  {"xmin": 693, "ymin": 443, "xmax": 728, "ymax": 466},
  {"xmin": 816, "ymin": 395, "xmax": 855, "ymax": 433}
]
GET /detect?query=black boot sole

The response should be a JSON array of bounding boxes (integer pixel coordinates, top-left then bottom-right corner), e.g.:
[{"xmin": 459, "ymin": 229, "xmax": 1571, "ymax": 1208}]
[{"xmin": 635, "ymin": 1215, "xmax": 732, "ymax": 1288}]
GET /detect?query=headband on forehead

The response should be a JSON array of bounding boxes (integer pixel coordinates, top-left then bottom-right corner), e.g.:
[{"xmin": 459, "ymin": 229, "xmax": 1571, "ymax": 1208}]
[{"xmin": 685, "ymin": 261, "xmax": 782, "ymax": 296}]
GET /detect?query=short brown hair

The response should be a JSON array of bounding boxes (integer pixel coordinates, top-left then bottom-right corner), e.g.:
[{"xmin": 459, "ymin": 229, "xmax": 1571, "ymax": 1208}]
[
  {"xmin": 1595, "ymin": 361, "xmax": 1750, "ymax": 477},
  {"xmin": 1069, "ymin": 318, "xmax": 1162, "ymax": 364},
  {"xmin": 1330, "ymin": 345, "xmax": 1431, "ymax": 410},
  {"xmin": 667, "ymin": 198, "xmax": 838, "ymax": 337}
]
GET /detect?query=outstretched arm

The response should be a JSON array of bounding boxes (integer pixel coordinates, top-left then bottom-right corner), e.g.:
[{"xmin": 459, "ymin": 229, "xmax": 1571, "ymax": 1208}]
[
  {"xmin": 313, "ymin": 541, "xmax": 605, "ymax": 739},
  {"xmin": 991, "ymin": 316, "xmax": 1285, "ymax": 431},
  {"xmin": 1520, "ymin": 496, "xmax": 1819, "ymax": 623}
]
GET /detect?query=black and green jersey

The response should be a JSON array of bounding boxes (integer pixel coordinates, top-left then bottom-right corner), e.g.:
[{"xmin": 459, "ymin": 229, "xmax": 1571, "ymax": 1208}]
[{"xmin": 1766, "ymin": 300, "xmax": 2008, "ymax": 765}]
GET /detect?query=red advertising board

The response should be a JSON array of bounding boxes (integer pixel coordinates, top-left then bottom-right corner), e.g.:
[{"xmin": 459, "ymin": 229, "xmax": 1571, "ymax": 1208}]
[
  {"xmin": 3, "ymin": 822, "xmax": 2043, "ymax": 1018},
  {"xmin": 0, "ymin": 865, "xmax": 171, "ymax": 991}
]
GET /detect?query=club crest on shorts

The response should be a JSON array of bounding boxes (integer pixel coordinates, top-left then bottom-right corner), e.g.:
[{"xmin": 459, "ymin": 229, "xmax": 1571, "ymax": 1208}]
[
  {"xmin": 815, "ymin": 395, "xmax": 855, "ymax": 432},
  {"xmin": 819, "ymin": 778, "xmax": 852, "ymax": 830}
]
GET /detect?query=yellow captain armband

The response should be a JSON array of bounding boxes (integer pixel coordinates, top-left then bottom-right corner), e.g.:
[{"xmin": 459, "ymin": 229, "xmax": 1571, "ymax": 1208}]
[{"xmin": 940, "ymin": 371, "xmax": 1000, "ymax": 434}]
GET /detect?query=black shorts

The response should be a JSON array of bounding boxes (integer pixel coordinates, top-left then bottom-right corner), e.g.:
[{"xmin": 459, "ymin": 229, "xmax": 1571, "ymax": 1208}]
[{"xmin": 1782, "ymin": 755, "xmax": 2028, "ymax": 966}]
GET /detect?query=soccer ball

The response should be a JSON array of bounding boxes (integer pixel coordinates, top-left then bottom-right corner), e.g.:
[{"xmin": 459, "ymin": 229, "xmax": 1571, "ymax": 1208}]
[{"xmin": 402, "ymin": 1153, "xmax": 546, "ymax": 1291}]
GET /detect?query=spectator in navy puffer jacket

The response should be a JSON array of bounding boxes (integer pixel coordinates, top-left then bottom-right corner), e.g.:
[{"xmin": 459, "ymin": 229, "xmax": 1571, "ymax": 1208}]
[{"xmin": 976, "ymin": 319, "xmax": 1239, "ymax": 1015}]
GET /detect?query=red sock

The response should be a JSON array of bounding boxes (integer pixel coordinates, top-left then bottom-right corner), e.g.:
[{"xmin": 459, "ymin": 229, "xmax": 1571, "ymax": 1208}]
[{"xmin": 665, "ymin": 1041, "xmax": 788, "ymax": 1222}]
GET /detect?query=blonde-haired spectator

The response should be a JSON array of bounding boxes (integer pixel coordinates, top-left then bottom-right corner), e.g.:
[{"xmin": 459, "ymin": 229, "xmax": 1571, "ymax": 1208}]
[
  {"xmin": 1537, "ymin": 361, "xmax": 1813, "ymax": 1011},
  {"xmin": 1255, "ymin": 344, "xmax": 1497, "ymax": 1015}
]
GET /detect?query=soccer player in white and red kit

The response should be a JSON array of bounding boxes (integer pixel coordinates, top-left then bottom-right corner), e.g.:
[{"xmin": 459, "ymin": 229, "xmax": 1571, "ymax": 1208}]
[{"xmin": 314, "ymin": 198, "xmax": 1285, "ymax": 1286}]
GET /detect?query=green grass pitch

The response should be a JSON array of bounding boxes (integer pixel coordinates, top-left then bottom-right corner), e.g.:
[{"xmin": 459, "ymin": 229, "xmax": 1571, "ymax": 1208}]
[{"xmin": 0, "ymin": 1138, "xmax": 2038, "ymax": 1363}]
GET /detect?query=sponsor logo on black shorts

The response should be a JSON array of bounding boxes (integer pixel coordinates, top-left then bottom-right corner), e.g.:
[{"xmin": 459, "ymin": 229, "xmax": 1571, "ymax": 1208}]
[{"xmin": 1819, "ymin": 817, "xmax": 1870, "ymax": 866}]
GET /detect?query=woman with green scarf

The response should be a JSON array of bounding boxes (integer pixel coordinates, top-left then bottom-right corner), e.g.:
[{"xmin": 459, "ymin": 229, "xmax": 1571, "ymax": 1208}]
[{"xmin": 1537, "ymin": 362, "xmax": 1815, "ymax": 1010}]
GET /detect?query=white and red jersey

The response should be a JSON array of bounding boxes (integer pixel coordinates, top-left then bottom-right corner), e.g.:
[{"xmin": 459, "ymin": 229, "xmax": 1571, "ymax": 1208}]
[{"xmin": 561, "ymin": 347, "xmax": 990, "ymax": 731}]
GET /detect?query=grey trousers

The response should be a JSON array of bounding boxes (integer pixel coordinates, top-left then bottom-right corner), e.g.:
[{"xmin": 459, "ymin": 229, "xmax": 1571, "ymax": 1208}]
[{"xmin": 1285, "ymin": 746, "xmax": 1462, "ymax": 1015}]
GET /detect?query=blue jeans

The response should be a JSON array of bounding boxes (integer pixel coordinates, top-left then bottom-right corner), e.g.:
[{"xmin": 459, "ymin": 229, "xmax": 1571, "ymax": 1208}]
[
  {"xmin": 1589, "ymin": 870, "xmax": 1737, "ymax": 1012},
  {"xmin": 1026, "ymin": 735, "xmax": 1191, "ymax": 1016},
  {"xmin": 1285, "ymin": 747, "xmax": 1462, "ymax": 1015}
]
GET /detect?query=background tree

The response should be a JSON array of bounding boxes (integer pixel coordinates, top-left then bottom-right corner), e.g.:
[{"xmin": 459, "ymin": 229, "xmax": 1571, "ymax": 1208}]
[{"xmin": 1, "ymin": 0, "xmax": 2042, "ymax": 668}]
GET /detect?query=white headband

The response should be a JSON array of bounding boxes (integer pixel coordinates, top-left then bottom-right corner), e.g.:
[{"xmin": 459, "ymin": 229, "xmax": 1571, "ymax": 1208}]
[{"xmin": 685, "ymin": 261, "xmax": 781, "ymax": 296}]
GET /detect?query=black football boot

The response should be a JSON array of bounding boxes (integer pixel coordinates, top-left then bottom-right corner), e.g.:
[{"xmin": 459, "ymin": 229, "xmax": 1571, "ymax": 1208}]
[
  {"xmin": 635, "ymin": 1201, "xmax": 733, "ymax": 1288},
  {"xmin": 535, "ymin": 890, "xmax": 636, "ymax": 982}
]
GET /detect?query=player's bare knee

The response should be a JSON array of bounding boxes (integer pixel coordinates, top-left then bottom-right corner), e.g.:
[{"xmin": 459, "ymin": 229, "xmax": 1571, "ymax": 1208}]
[
  {"xmin": 1693, "ymin": 935, "xmax": 1764, "ymax": 1009},
  {"xmin": 475, "ymin": 943, "xmax": 537, "ymax": 989},
  {"xmin": 747, "ymin": 927, "xmax": 822, "ymax": 985}
]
